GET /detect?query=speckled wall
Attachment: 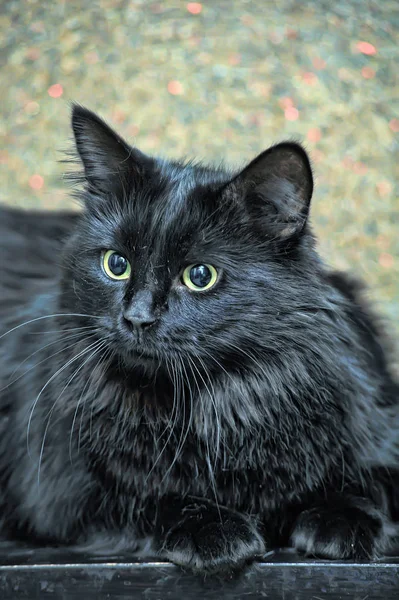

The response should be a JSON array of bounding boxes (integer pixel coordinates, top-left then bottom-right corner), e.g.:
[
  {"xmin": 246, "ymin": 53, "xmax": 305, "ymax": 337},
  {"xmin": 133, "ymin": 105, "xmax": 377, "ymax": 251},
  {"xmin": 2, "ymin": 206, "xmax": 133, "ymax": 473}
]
[{"xmin": 1, "ymin": 0, "xmax": 398, "ymax": 341}]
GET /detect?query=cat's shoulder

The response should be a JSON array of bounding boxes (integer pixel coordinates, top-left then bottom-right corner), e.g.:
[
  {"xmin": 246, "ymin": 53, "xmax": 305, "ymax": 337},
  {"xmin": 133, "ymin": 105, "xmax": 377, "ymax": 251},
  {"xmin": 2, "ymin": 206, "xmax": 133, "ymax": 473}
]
[{"xmin": 326, "ymin": 269, "xmax": 398, "ymax": 392}]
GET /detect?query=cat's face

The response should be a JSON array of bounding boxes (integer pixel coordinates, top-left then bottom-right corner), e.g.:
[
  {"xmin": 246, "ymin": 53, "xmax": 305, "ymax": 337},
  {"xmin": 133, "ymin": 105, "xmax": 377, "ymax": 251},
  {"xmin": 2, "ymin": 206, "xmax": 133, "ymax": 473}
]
[{"xmin": 61, "ymin": 106, "xmax": 317, "ymax": 376}]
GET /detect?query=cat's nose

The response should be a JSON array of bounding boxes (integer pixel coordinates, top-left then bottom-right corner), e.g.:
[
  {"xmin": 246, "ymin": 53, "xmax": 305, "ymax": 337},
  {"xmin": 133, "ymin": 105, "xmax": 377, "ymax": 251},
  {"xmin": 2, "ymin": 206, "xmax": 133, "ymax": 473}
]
[
  {"xmin": 124, "ymin": 312, "xmax": 156, "ymax": 329},
  {"xmin": 123, "ymin": 291, "xmax": 157, "ymax": 330}
]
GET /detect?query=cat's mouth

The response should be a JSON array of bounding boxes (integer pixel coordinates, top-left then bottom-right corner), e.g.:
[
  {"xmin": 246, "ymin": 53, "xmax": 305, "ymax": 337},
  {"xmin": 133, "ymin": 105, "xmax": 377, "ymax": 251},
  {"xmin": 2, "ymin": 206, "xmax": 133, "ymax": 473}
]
[
  {"xmin": 111, "ymin": 323, "xmax": 161, "ymax": 365},
  {"xmin": 126, "ymin": 348, "xmax": 160, "ymax": 364}
]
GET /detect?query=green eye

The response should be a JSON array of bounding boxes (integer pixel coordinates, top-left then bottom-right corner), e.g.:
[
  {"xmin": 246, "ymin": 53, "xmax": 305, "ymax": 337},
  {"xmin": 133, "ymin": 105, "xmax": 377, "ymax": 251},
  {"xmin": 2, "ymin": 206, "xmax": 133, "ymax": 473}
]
[
  {"xmin": 182, "ymin": 264, "xmax": 218, "ymax": 291},
  {"xmin": 102, "ymin": 250, "xmax": 131, "ymax": 280}
]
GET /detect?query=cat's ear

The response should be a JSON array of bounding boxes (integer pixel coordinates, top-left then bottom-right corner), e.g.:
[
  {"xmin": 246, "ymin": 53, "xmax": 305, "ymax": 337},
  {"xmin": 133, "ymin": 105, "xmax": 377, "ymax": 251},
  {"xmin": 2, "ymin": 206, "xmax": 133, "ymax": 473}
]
[
  {"xmin": 71, "ymin": 104, "xmax": 147, "ymax": 194},
  {"xmin": 231, "ymin": 142, "xmax": 313, "ymax": 242}
]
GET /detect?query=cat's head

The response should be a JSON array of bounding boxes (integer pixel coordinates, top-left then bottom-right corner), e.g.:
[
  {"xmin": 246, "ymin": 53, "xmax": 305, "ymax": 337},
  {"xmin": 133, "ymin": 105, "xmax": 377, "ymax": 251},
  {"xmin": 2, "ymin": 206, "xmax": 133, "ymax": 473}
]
[{"xmin": 61, "ymin": 105, "xmax": 321, "ymax": 377}]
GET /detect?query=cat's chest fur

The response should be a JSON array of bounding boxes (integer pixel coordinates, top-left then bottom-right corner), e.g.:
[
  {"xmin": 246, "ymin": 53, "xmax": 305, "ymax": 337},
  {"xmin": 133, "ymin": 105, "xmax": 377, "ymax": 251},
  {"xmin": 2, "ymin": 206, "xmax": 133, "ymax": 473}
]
[
  {"xmin": 76, "ymin": 373, "xmax": 327, "ymax": 517},
  {"xmin": 80, "ymin": 375, "xmax": 235, "ymax": 497}
]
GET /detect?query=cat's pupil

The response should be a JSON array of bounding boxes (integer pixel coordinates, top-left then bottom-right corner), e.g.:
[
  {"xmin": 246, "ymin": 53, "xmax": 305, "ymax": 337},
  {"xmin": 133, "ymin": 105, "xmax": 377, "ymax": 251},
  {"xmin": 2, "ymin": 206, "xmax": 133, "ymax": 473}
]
[
  {"xmin": 109, "ymin": 253, "xmax": 127, "ymax": 276},
  {"xmin": 190, "ymin": 265, "xmax": 212, "ymax": 288}
]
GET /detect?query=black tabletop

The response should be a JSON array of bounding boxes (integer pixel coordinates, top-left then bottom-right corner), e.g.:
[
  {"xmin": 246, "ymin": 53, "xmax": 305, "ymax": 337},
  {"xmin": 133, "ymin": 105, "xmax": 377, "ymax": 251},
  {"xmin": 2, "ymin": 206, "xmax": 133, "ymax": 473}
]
[{"xmin": 1, "ymin": 542, "xmax": 398, "ymax": 600}]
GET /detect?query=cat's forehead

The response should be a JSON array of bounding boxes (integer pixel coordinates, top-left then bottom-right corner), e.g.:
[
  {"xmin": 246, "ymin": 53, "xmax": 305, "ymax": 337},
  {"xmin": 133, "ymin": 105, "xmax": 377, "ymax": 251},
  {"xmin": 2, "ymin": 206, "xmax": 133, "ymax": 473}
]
[
  {"xmin": 145, "ymin": 161, "xmax": 231, "ymax": 229},
  {"xmin": 157, "ymin": 162, "xmax": 199, "ymax": 220},
  {"xmin": 113, "ymin": 161, "xmax": 232, "ymax": 257},
  {"xmin": 157, "ymin": 160, "xmax": 230, "ymax": 200}
]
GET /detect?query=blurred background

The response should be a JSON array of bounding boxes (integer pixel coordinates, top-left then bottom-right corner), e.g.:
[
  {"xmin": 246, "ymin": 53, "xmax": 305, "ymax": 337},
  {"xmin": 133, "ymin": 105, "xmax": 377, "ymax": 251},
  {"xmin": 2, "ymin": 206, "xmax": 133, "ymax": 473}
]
[{"xmin": 1, "ymin": 0, "xmax": 398, "ymax": 341}]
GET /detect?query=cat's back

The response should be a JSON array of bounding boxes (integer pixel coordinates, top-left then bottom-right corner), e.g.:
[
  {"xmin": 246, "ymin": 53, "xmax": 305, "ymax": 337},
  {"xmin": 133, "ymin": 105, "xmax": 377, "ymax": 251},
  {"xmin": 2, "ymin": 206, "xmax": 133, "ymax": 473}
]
[{"xmin": 0, "ymin": 206, "xmax": 79, "ymax": 426}]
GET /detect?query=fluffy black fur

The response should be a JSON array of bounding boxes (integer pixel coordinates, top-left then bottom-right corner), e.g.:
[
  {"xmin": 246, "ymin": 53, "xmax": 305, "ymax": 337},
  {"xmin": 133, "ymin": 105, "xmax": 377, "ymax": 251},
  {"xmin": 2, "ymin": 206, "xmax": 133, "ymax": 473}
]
[{"xmin": 0, "ymin": 106, "xmax": 398, "ymax": 574}]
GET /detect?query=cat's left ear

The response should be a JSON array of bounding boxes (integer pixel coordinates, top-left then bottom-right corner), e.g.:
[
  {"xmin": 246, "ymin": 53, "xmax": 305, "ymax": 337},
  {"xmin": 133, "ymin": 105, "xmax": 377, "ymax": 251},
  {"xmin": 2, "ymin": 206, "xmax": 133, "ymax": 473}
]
[
  {"xmin": 71, "ymin": 104, "xmax": 149, "ymax": 194},
  {"xmin": 229, "ymin": 142, "xmax": 313, "ymax": 242}
]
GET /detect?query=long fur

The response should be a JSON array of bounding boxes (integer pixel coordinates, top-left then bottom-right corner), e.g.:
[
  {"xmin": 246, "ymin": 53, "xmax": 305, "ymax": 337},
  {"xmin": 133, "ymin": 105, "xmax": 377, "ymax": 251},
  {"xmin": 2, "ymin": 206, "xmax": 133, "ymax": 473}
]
[{"xmin": 0, "ymin": 106, "xmax": 398, "ymax": 573}]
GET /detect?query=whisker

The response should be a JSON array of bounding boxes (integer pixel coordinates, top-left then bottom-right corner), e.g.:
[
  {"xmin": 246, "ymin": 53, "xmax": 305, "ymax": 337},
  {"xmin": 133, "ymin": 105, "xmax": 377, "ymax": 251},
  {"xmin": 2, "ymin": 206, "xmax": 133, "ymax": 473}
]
[
  {"xmin": 78, "ymin": 345, "xmax": 114, "ymax": 453},
  {"xmin": 37, "ymin": 340, "xmax": 106, "ymax": 485},
  {"xmin": 189, "ymin": 355, "xmax": 221, "ymax": 463},
  {"xmin": 195, "ymin": 354, "xmax": 223, "ymax": 470},
  {"xmin": 177, "ymin": 357, "xmax": 195, "ymax": 460},
  {"xmin": 1, "ymin": 330, "xmax": 98, "ymax": 391},
  {"xmin": 173, "ymin": 356, "xmax": 185, "ymax": 473},
  {"xmin": 69, "ymin": 341, "xmax": 111, "ymax": 462},
  {"xmin": 200, "ymin": 346, "xmax": 234, "ymax": 381},
  {"xmin": 0, "ymin": 313, "xmax": 102, "ymax": 341},
  {"xmin": 28, "ymin": 325, "xmax": 97, "ymax": 335},
  {"xmin": 212, "ymin": 338, "xmax": 271, "ymax": 379},
  {"xmin": 145, "ymin": 355, "xmax": 178, "ymax": 482},
  {"xmin": 159, "ymin": 356, "xmax": 185, "ymax": 486},
  {"xmin": 199, "ymin": 347, "xmax": 233, "ymax": 466},
  {"xmin": 27, "ymin": 338, "xmax": 102, "ymax": 457},
  {"xmin": 187, "ymin": 355, "xmax": 221, "ymax": 518}
]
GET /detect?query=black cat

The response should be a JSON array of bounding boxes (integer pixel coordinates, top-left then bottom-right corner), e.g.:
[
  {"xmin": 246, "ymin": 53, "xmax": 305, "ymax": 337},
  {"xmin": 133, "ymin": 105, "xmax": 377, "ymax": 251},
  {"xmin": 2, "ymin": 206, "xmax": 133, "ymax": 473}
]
[{"xmin": 0, "ymin": 105, "xmax": 398, "ymax": 574}]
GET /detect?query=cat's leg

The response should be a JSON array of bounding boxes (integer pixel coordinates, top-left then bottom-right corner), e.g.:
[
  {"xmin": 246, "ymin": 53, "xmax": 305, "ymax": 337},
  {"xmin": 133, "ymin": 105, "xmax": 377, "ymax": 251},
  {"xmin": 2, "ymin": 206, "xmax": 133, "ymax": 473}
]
[
  {"xmin": 154, "ymin": 494, "xmax": 265, "ymax": 573},
  {"xmin": 290, "ymin": 493, "xmax": 394, "ymax": 559}
]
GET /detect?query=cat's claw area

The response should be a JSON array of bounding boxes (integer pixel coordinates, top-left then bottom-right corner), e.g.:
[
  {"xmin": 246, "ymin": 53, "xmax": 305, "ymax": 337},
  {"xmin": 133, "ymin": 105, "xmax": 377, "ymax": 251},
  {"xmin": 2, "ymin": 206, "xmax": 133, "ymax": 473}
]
[
  {"xmin": 156, "ymin": 499, "xmax": 265, "ymax": 573},
  {"xmin": 290, "ymin": 504, "xmax": 384, "ymax": 560}
]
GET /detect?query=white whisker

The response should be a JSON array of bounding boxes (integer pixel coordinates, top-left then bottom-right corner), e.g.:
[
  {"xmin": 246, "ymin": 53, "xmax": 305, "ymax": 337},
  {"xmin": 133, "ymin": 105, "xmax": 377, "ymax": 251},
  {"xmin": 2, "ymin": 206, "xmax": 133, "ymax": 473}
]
[
  {"xmin": 1, "ymin": 330, "xmax": 98, "ymax": 392},
  {"xmin": 78, "ymin": 346, "xmax": 114, "ymax": 454},
  {"xmin": 187, "ymin": 355, "xmax": 221, "ymax": 518},
  {"xmin": 37, "ymin": 340, "xmax": 106, "ymax": 486},
  {"xmin": 159, "ymin": 356, "xmax": 185, "ymax": 486},
  {"xmin": 27, "ymin": 338, "xmax": 102, "ymax": 458},
  {"xmin": 145, "ymin": 355, "xmax": 178, "ymax": 482},
  {"xmin": 0, "ymin": 313, "xmax": 102, "ymax": 341},
  {"xmin": 69, "ymin": 341, "xmax": 111, "ymax": 462}
]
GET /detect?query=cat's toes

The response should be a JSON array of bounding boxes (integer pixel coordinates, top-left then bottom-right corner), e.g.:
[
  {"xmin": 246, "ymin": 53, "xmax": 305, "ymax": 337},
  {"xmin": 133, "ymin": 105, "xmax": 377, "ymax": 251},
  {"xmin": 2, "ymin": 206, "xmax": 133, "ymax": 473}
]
[
  {"xmin": 290, "ymin": 504, "xmax": 384, "ymax": 560},
  {"xmin": 159, "ymin": 504, "xmax": 265, "ymax": 574}
]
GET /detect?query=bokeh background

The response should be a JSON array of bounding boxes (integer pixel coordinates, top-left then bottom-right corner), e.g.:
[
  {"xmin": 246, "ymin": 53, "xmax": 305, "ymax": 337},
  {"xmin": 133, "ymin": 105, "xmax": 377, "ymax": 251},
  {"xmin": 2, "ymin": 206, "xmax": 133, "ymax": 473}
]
[{"xmin": 1, "ymin": 0, "xmax": 398, "ymax": 342}]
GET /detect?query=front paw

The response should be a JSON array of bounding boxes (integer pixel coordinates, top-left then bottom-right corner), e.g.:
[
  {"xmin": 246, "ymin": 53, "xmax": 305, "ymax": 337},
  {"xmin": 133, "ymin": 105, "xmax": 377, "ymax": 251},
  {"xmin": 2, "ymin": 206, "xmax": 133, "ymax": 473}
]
[
  {"xmin": 290, "ymin": 501, "xmax": 384, "ymax": 560},
  {"xmin": 156, "ymin": 498, "xmax": 265, "ymax": 574}
]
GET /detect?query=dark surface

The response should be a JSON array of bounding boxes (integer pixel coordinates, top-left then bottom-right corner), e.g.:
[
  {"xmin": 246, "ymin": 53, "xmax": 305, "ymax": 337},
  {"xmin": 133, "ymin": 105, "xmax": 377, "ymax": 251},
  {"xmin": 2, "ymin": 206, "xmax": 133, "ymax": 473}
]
[{"xmin": 1, "ymin": 546, "xmax": 398, "ymax": 599}]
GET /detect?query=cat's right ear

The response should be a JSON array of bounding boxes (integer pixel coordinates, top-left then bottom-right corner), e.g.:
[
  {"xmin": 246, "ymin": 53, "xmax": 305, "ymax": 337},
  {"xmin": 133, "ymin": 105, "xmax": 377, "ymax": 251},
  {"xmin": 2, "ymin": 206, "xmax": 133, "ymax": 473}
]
[{"xmin": 71, "ymin": 104, "xmax": 148, "ymax": 194}]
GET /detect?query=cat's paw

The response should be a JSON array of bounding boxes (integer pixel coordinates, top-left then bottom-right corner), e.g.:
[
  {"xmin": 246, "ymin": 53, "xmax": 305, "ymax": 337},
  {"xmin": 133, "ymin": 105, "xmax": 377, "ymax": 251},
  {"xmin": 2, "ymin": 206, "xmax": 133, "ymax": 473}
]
[
  {"xmin": 157, "ymin": 500, "xmax": 265, "ymax": 574},
  {"xmin": 290, "ymin": 501, "xmax": 384, "ymax": 560}
]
